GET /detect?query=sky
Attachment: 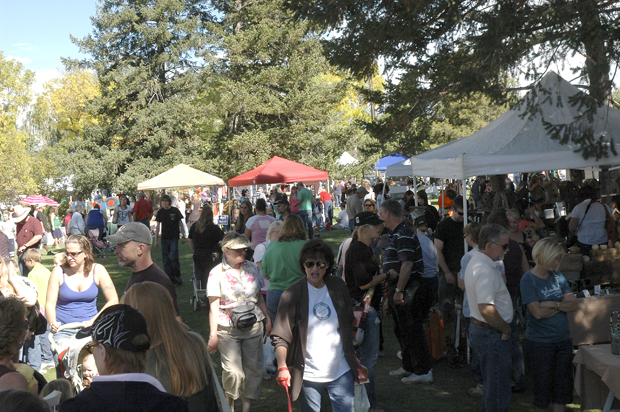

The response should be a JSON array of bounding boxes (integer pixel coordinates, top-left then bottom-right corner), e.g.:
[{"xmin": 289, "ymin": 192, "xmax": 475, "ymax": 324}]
[{"xmin": 0, "ymin": 0, "xmax": 97, "ymax": 93}]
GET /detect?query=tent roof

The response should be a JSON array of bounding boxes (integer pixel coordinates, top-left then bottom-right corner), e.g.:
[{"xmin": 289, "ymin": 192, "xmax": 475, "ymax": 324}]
[
  {"xmin": 337, "ymin": 151, "xmax": 358, "ymax": 166},
  {"xmin": 375, "ymin": 153, "xmax": 409, "ymax": 171},
  {"xmin": 228, "ymin": 156, "xmax": 329, "ymax": 187},
  {"xmin": 386, "ymin": 158, "xmax": 413, "ymax": 177},
  {"xmin": 407, "ymin": 72, "xmax": 620, "ymax": 179},
  {"xmin": 137, "ymin": 164, "xmax": 225, "ymax": 190}
]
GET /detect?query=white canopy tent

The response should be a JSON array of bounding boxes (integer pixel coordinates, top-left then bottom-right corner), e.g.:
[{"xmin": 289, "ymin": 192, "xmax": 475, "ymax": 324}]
[
  {"xmin": 137, "ymin": 164, "xmax": 225, "ymax": 190},
  {"xmin": 405, "ymin": 71, "xmax": 620, "ymax": 180},
  {"xmin": 336, "ymin": 151, "xmax": 359, "ymax": 166}
]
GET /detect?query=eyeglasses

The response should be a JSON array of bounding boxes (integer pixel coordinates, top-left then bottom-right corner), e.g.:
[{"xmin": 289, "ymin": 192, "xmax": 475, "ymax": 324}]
[
  {"xmin": 364, "ymin": 204, "xmax": 373, "ymax": 208},
  {"xmin": 304, "ymin": 261, "xmax": 327, "ymax": 269},
  {"xmin": 66, "ymin": 251, "xmax": 84, "ymax": 258},
  {"xmin": 494, "ymin": 242, "xmax": 509, "ymax": 250},
  {"xmin": 85, "ymin": 343, "xmax": 96, "ymax": 354}
]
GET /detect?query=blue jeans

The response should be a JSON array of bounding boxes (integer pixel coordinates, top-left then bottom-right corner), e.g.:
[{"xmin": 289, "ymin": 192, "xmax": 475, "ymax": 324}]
[
  {"xmin": 324, "ymin": 201, "xmax": 333, "ymax": 225},
  {"xmin": 511, "ymin": 321, "xmax": 524, "ymax": 391},
  {"xmin": 356, "ymin": 306, "xmax": 380, "ymax": 407},
  {"xmin": 298, "ymin": 370, "xmax": 355, "ymax": 412},
  {"xmin": 298, "ymin": 210, "xmax": 314, "ymax": 239},
  {"xmin": 161, "ymin": 238, "xmax": 181, "ymax": 281},
  {"xmin": 524, "ymin": 338, "xmax": 573, "ymax": 408},
  {"xmin": 138, "ymin": 218, "xmax": 150, "ymax": 228},
  {"xmin": 469, "ymin": 323, "xmax": 512, "ymax": 412},
  {"xmin": 348, "ymin": 219, "xmax": 355, "ymax": 235},
  {"xmin": 266, "ymin": 290, "xmax": 284, "ymax": 324},
  {"xmin": 23, "ymin": 335, "xmax": 42, "ymax": 370}
]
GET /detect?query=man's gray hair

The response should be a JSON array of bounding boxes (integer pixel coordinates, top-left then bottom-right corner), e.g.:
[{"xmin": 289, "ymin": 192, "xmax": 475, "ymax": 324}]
[
  {"xmin": 478, "ymin": 223, "xmax": 510, "ymax": 250},
  {"xmin": 380, "ymin": 199, "xmax": 402, "ymax": 218},
  {"xmin": 138, "ymin": 192, "xmax": 146, "ymax": 199}
]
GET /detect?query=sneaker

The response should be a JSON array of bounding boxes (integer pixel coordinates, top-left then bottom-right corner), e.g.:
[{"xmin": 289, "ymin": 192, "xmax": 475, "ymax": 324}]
[
  {"xmin": 47, "ymin": 251, "xmax": 55, "ymax": 256},
  {"xmin": 397, "ymin": 350, "xmax": 402, "ymax": 360},
  {"xmin": 468, "ymin": 383, "xmax": 484, "ymax": 398},
  {"xmin": 402, "ymin": 369, "xmax": 433, "ymax": 384},
  {"xmin": 389, "ymin": 367, "xmax": 411, "ymax": 377}
]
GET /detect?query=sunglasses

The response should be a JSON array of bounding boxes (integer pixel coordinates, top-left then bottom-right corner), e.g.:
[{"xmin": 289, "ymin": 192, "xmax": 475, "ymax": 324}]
[
  {"xmin": 304, "ymin": 261, "xmax": 327, "ymax": 269},
  {"xmin": 66, "ymin": 251, "xmax": 84, "ymax": 258},
  {"xmin": 456, "ymin": 211, "xmax": 464, "ymax": 216},
  {"xmin": 494, "ymin": 242, "xmax": 509, "ymax": 250},
  {"xmin": 364, "ymin": 204, "xmax": 373, "ymax": 207}
]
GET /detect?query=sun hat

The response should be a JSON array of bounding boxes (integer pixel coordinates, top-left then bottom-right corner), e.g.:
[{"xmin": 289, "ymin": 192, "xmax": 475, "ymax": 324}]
[
  {"xmin": 11, "ymin": 205, "xmax": 30, "ymax": 223},
  {"xmin": 105, "ymin": 222, "xmax": 152, "ymax": 245},
  {"xmin": 220, "ymin": 232, "xmax": 252, "ymax": 250}
]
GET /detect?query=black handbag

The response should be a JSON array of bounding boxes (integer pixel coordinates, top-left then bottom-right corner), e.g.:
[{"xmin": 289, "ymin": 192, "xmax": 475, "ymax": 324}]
[
  {"xmin": 567, "ymin": 202, "xmax": 591, "ymax": 248},
  {"xmin": 227, "ymin": 305, "xmax": 257, "ymax": 330}
]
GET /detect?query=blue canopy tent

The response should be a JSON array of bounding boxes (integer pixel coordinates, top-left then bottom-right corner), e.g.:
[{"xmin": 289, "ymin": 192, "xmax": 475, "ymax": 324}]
[{"xmin": 375, "ymin": 153, "xmax": 409, "ymax": 171}]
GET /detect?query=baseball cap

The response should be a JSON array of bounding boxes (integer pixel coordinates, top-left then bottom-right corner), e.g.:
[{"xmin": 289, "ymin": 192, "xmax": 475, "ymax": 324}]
[
  {"xmin": 356, "ymin": 187, "xmax": 369, "ymax": 195},
  {"xmin": 90, "ymin": 304, "xmax": 150, "ymax": 352},
  {"xmin": 105, "ymin": 222, "xmax": 152, "ymax": 245},
  {"xmin": 354, "ymin": 212, "xmax": 384, "ymax": 227},
  {"xmin": 275, "ymin": 199, "xmax": 289, "ymax": 206}
]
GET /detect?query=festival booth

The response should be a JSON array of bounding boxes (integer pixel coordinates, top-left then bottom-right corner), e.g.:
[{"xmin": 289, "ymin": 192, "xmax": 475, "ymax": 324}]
[{"xmin": 135, "ymin": 164, "xmax": 226, "ymax": 227}]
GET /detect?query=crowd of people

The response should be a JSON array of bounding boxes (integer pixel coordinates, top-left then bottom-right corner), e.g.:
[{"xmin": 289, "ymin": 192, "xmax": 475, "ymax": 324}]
[{"xmin": 0, "ymin": 175, "xmax": 608, "ymax": 412}]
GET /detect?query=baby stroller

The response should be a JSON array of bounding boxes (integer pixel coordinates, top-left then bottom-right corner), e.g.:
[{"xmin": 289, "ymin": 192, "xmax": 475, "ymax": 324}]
[
  {"xmin": 49, "ymin": 323, "xmax": 93, "ymax": 394},
  {"xmin": 189, "ymin": 252, "xmax": 220, "ymax": 311},
  {"xmin": 87, "ymin": 229, "xmax": 115, "ymax": 258}
]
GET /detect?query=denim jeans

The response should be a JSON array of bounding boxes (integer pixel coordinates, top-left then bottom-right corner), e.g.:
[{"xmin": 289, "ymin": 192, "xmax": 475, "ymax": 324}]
[
  {"xmin": 469, "ymin": 323, "xmax": 512, "ymax": 412},
  {"xmin": 324, "ymin": 201, "xmax": 333, "ymax": 225},
  {"xmin": 524, "ymin": 338, "xmax": 573, "ymax": 408},
  {"xmin": 356, "ymin": 306, "xmax": 380, "ymax": 407},
  {"xmin": 23, "ymin": 335, "xmax": 42, "ymax": 370},
  {"xmin": 511, "ymin": 321, "xmax": 525, "ymax": 391},
  {"xmin": 388, "ymin": 278, "xmax": 434, "ymax": 375},
  {"xmin": 138, "ymin": 218, "xmax": 150, "ymax": 228},
  {"xmin": 298, "ymin": 210, "xmax": 314, "ymax": 239},
  {"xmin": 266, "ymin": 289, "xmax": 284, "ymax": 324},
  {"xmin": 348, "ymin": 219, "xmax": 355, "ymax": 235},
  {"xmin": 40, "ymin": 328, "xmax": 53, "ymax": 364},
  {"xmin": 161, "ymin": 238, "xmax": 181, "ymax": 282},
  {"xmin": 298, "ymin": 370, "xmax": 355, "ymax": 412}
]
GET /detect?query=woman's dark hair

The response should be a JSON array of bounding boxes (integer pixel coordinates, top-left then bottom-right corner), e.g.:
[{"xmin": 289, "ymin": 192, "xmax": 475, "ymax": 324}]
[
  {"xmin": 298, "ymin": 239, "xmax": 335, "ymax": 275},
  {"xmin": 241, "ymin": 189, "xmax": 249, "ymax": 197},
  {"xmin": 196, "ymin": 206, "xmax": 214, "ymax": 234},
  {"xmin": 0, "ymin": 389, "xmax": 51, "ymax": 412},
  {"xmin": 0, "ymin": 297, "xmax": 27, "ymax": 357},
  {"xmin": 255, "ymin": 198, "xmax": 267, "ymax": 212},
  {"xmin": 416, "ymin": 190, "xmax": 428, "ymax": 206},
  {"xmin": 578, "ymin": 185, "xmax": 597, "ymax": 202},
  {"xmin": 120, "ymin": 195, "xmax": 131, "ymax": 206}
]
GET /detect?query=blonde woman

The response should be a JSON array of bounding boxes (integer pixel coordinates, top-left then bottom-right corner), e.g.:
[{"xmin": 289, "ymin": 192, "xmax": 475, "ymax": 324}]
[
  {"xmin": 188, "ymin": 193, "xmax": 201, "ymax": 228},
  {"xmin": 122, "ymin": 281, "xmax": 222, "ymax": 412}
]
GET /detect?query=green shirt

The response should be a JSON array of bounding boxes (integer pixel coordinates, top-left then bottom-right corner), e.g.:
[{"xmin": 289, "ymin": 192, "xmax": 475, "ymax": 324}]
[
  {"xmin": 28, "ymin": 263, "xmax": 51, "ymax": 307},
  {"xmin": 297, "ymin": 188, "xmax": 313, "ymax": 211},
  {"xmin": 261, "ymin": 239, "xmax": 307, "ymax": 291}
]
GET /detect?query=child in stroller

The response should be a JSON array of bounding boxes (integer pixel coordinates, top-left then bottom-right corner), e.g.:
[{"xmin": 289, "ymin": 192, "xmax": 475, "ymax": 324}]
[
  {"xmin": 87, "ymin": 229, "xmax": 114, "ymax": 258},
  {"xmin": 48, "ymin": 323, "xmax": 96, "ymax": 394}
]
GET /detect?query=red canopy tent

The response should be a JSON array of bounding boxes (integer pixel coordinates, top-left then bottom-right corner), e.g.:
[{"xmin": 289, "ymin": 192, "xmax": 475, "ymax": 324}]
[{"xmin": 228, "ymin": 156, "xmax": 329, "ymax": 187}]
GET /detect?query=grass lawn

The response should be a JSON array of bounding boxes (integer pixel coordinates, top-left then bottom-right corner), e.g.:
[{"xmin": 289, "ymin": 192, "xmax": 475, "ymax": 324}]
[{"xmin": 37, "ymin": 226, "xmax": 589, "ymax": 412}]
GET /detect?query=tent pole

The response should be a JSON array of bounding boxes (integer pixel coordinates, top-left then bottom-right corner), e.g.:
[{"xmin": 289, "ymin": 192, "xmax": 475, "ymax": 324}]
[
  {"xmin": 462, "ymin": 179, "xmax": 468, "ymax": 255},
  {"xmin": 413, "ymin": 175, "xmax": 418, "ymax": 207}
]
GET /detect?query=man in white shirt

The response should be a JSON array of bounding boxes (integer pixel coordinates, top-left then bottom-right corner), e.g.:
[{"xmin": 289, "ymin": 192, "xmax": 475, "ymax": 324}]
[
  {"xmin": 464, "ymin": 223, "xmax": 513, "ymax": 412},
  {"xmin": 332, "ymin": 204, "xmax": 349, "ymax": 230}
]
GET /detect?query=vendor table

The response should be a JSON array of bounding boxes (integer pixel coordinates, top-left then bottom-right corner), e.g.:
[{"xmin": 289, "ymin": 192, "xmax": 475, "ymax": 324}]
[
  {"xmin": 574, "ymin": 344, "xmax": 620, "ymax": 411},
  {"xmin": 568, "ymin": 294, "xmax": 620, "ymax": 346}
]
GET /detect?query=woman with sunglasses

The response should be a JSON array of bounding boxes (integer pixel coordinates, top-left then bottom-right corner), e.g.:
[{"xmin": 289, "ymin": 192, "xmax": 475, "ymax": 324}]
[
  {"xmin": 364, "ymin": 199, "xmax": 377, "ymax": 212},
  {"xmin": 272, "ymin": 239, "xmax": 358, "ymax": 412},
  {"xmin": 344, "ymin": 212, "xmax": 387, "ymax": 412},
  {"xmin": 46, "ymin": 235, "xmax": 118, "ymax": 345},
  {"xmin": 207, "ymin": 232, "xmax": 270, "ymax": 412}
]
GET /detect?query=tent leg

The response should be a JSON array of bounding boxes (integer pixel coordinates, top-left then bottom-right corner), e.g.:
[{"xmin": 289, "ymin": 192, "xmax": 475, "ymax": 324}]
[
  {"xmin": 413, "ymin": 175, "xmax": 418, "ymax": 207},
  {"xmin": 462, "ymin": 179, "xmax": 468, "ymax": 256}
]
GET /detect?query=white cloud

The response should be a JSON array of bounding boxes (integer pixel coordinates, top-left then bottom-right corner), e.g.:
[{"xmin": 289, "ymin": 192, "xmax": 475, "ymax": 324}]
[
  {"xmin": 6, "ymin": 55, "xmax": 32, "ymax": 65},
  {"xmin": 12, "ymin": 43, "xmax": 36, "ymax": 52}
]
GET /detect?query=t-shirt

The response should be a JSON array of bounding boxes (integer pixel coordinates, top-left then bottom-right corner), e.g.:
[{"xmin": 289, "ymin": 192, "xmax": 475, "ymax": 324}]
[
  {"xmin": 435, "ymin": 217, "xmax": 465, "ymax": 272},
  {"xmin": 319, "ymin": 191, "xmax": 332, "ymax": 202},
  {"xmin": 382, "ymin": 221, "xmax": 424, "ymax": 286},
  {"xmin": 297, "ymin": 188, "xmax": 313, "ymax": 211},
  {"xmin": 16, "ymin": 217, "xmax": 44, "ymax": 249},
  {"xmin": 134, "ymin": 198, "xmax": 154, "ymax": 221},
  {"xmin": 245, "ymin": 215, "xmax": 276, "ymax": 250},
  {"xmin": 571, "ymin": 199, "xmax": 612, "ymax": 245},
  {"xmin": 70, "ymin": 212, "xmax": 85, "ymax": 233},
  {"xmin": 418, "ymin": 234, "xmax": 438, "ymax": 279},
  {"xmin": 86, "ymin": 210, "xmax": 105, "ymax": 227},
  {"xmin": 346, "ymin": 195, "xmax": 363, "ymax": 219},
  {"xmin": 337, "ymin": 210, "xmax": 349, "ymax": 226},
  {"xmin": 124, "ymin": 263, "xmax": 180, "ymax": 315},
  {"xmin": 156, "ymin": 207, "xmax": 183, "ymax": 239},
  {"xmin": 261, "ymin": 239, "xmax": 306, "ymax": 291},
  {"xmin": 0, "ymin": 220, "xmax": 16, "ymax": 240},
  {"xmin": 460, "ymin": 247, "xmax": 478, "ymax": 318},
  {"xmin": 28, "ymin": 263, "xmax": 51, "ymax": 307},
  {"xmin": 115, "ymin": 205, "xmax": 133, "ymax": 226},
  {"xmin": 520, "ymin": 270, "xmax": 572, "ymax": 343},
  {"xmin": 464, "ymin": 251, "xmax": 513, "ymax": 324},
  {"xmin": 188, "ymin": 223, "xmax": 224, "ymax": 257},
  {"xmin": 303, "ymin": 283, "xmax": 350, "ymax": 382},
  {"xmin": 206, "ymin": 260, "xmax": 265, "ymax": 327},
  {"xmin": 35, "ymin": 211, "xmax": 48, "ymax": 232},
  {"xmin": 344, "ymin": 241, "xmax": 381, "ymax": 309}
]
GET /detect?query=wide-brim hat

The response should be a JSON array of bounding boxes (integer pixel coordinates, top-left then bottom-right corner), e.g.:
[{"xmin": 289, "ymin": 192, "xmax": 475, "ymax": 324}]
[
  {"xmin": 220, "ymin": 233, "xmax": 252, "ymax": 250},
  {"xmin": 11, "ymin": 205, "xmax": 30, "ymax": 223},
  {"xmin": 354, "ymin": 212, "xmax": 384, "ymax": 227}
]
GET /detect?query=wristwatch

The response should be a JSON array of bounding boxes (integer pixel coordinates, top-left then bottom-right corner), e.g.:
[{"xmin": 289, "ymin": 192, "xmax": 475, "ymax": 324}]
[
  {"xmin": 395, "ymin": 288, "xmax": 403, "ymax": 293},
  {"xmin": 556, "ymin": 302, "xmax": 561, "ymax": 310}
]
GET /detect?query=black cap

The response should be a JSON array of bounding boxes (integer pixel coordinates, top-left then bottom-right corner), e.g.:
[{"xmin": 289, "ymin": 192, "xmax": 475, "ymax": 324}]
[{"xmin": 354, "ymin": 212, "xmax": 384, "ymax": 227}]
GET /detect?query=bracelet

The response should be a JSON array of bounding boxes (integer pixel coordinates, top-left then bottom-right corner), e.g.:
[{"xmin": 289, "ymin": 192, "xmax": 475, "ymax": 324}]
[
  {"xmin": 556, "ymin": 301, "xmax": 561, "ymax": 310},
  {"xmin": 278, "ymin": 367, "xmax": 289, "ymax": 372}
]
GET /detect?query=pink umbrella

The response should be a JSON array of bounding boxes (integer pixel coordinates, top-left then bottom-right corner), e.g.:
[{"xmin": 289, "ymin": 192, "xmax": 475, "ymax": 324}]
[{"xmin": 20, "ymin": 195, "xmax": 60, "ymax": 207}]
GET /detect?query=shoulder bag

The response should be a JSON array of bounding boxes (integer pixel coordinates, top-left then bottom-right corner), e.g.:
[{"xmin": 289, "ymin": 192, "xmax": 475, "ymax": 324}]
[{"xmin": 567, "ymin": 201, "xmax": 592, "ymax": 248}]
